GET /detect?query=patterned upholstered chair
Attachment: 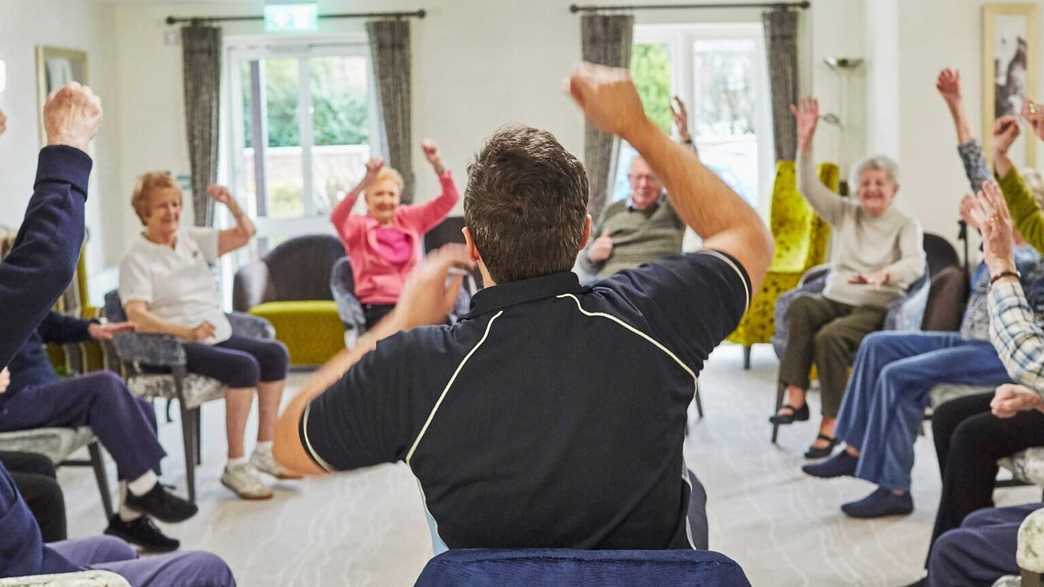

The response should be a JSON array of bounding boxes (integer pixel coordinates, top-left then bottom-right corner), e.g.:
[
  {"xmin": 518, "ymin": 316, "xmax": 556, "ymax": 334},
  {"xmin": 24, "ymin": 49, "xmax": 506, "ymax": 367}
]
[
  {"xmin": 103, "ymin": 291, "xmax": 275, "ymax": 503},
  {"xmin": 995, "ymin": 507, "xmax": 1044, "ymax": 587},
  {"xmin": 233, "ymin": 234, "xmax": 345, "ymax": 366},
  {"xmin": 0, "ymin": 427, "xmax": 112, "ymax": 520},
  {"xmin": 0, "ymin": 570, "xmax": 130, "ymax": 587},
  {"xmin": 727, "ymin": 160, "xmax": 837, "ymax": 370}
]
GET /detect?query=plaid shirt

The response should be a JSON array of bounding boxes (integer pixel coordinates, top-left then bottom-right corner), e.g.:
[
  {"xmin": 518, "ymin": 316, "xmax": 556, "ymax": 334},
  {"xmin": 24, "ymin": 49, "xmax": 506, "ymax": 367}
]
[{"xmin": 989, "ymin": 279, "xmax": 1044, "ymax": 393}]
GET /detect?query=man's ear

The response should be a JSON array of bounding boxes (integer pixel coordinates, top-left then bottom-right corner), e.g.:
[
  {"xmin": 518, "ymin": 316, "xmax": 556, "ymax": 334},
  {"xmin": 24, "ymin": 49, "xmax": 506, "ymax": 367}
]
[
  {"xmin": 462, "ymin": 226, "xmax": 481, "ymax": 262},
  {"xmin": 580, "ymin": 214, "xmax": 593, "ymax": 249}
]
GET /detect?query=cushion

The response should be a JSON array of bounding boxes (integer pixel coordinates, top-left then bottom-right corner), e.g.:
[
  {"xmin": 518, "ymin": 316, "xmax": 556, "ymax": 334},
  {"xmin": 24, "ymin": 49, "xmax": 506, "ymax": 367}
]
[
  {"xmin": 250, "ymin": 301, "xmax": 343, "ymax": 366},
  {"xmin": 921, "ymin": 266, "xmax": 968, "ymax": 332}
]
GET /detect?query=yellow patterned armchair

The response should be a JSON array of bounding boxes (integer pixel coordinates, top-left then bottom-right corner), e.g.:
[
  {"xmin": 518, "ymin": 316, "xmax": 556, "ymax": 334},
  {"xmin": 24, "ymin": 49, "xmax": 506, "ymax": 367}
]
[{"xmin": 727, "ymin": 160, "xmax": 838, "ymax": 369}]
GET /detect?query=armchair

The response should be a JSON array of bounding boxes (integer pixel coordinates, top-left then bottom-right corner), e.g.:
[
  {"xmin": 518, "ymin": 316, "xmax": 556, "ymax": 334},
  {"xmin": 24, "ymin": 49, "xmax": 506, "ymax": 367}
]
[
  {"xmin": 233, "ymin": 234, "xmax": 345, "ymax": 366},
  {"xmin": 103, "ymin": 291, "xmax": 275, "ymax": 503},
  {"xmin": 727, "ymin": 160, "xmax": 838, "ymax": 369}
]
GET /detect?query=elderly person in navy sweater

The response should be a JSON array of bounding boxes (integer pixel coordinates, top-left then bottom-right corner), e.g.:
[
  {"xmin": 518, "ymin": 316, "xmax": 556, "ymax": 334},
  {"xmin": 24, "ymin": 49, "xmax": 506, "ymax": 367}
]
[{"xmin": 0, "ymin": 85, "xmax": 235, "ymax": 586}]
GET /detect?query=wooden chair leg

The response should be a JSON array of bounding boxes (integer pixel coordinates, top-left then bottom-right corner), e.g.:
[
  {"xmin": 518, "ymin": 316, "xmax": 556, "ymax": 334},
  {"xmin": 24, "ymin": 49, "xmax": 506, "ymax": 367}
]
[
  {"xmin": 743, "ymin": 345, "xmax": 752, "ymax": 370},
  {"xmin": 88, "ymin": 441, "xmax": 114, "ymax": 521},
  {"xmin": 179, "ymin": 403, "xmax": 197, "ymax": 504},
  {"xmin": 771, "ymin": 382, "xmax": 785, "ymax": 444}
]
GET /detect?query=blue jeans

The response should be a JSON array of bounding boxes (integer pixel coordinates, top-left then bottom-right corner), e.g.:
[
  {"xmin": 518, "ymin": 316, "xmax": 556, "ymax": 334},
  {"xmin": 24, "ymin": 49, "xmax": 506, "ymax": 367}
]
[
  {"xmin": 928, "ymin": 503, "xmax": 1039, "ymax": 587},
  {"xmin": 834, "ymin": 332, "xmax": 1011, "ymax": 491}
]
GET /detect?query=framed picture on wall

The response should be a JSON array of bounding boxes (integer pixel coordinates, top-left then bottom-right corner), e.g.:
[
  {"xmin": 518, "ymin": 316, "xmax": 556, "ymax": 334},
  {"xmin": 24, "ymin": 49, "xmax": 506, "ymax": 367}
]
[
  {"xmin": 35, "ymin": 46, "xmax": 88, "ymax": 147},
  {"xmin": 983, "ymin": 3, "xmax": 1039, "ymax": 169}
]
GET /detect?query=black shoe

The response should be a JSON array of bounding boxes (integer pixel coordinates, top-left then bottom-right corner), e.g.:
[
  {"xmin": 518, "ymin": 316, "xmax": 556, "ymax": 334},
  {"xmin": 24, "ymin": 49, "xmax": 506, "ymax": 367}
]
[
  {"xmin": 769, "ymin": 403, "xmax": 809, "ymax": 425},
  {"xmin": 804, "ymin": 433, "xmax": 839, "ymax": 459},
  {"xmin": 105, "ymin": 515, "xmax": 179, "ymax": 553},
  {"xmin": 124, "ymin": 483, "xmax": 198, "ymax": 523}
]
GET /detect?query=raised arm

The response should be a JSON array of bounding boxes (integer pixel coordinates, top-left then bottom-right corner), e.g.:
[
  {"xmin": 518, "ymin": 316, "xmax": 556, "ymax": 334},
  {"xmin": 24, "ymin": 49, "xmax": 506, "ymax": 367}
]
[
  {"xmin": 0, "ymin": 83, "xmax": 102, "ymax": 368},
  {"xmin": 991, "ymin": 112, "xmax": 1044, "ymax": 252},
  {"xmin": 791, "ymin": 97, "xmax": 845, "ymax": 226},
  {"xmin": 397, "ymin": 140, "xmax": 460, "ymax": 233},
  {"xmin": 937, "ymin": 68, "xmax": 991, "ymax": 191},
  {"xmin": 567, "ymin": 64, "xmax": 773, "ymax": 291},
  {"xmin": 330, "ymin": 158, "xmax": 382, "ymax": 239},
  {"xmin": 208, "ymin": 185, "xmax": 256, "ymax": 256}
]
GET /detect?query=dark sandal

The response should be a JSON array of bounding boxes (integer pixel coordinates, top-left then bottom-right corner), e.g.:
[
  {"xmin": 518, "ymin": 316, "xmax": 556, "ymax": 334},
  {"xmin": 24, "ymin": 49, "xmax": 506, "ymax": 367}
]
[
  {"xmin": 769, "ymin": 403, "xmax": 810, "ymax": 425},
  {"xmin": 804, "ymin": 433, "xmax": 839, "ymax": 459}
]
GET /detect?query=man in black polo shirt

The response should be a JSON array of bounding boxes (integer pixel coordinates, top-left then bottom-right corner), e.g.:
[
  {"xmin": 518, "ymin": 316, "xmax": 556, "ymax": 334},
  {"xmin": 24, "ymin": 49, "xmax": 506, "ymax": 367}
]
[{"xmin": 274, "ymin": 63, "xmax": 772, "ymax": 551}]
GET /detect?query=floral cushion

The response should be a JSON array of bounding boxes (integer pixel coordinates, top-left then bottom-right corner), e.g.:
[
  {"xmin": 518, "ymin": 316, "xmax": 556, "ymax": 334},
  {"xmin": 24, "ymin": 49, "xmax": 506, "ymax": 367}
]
[
  {"xmin": 0, "ymin": 427, "xmax": 94, "ymax": 464},
  {"xmin": 0, "ymin": 571, "xmax": 130, "ymax": 587},
  {"xmin": 1002, "ymin": 448, "xmax": 1044, "ymax": 487},
  {"xmin": 126, "ymin": 373, "xmax": 225, "ymax": 411},
  {"xmin": 991, "ymin": 576, "xmax": 1021, "ymax": 587},
  {"xmin": 1018, "ymin": 507, "xmax": 1044, "ymax": 574}
]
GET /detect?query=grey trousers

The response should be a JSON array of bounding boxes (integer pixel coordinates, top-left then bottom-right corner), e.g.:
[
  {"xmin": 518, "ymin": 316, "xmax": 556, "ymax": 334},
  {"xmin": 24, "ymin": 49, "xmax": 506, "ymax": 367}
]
[{"xmin": 777, "ymin": 295, "xmax": 886, "ymax": 417}]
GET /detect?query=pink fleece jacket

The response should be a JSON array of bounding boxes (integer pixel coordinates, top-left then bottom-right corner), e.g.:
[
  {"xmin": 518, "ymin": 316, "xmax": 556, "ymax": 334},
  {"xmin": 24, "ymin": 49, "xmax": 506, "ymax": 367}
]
[{"xmin": 330, "ymin": 170, "xmax": 460, "ymax": 305}]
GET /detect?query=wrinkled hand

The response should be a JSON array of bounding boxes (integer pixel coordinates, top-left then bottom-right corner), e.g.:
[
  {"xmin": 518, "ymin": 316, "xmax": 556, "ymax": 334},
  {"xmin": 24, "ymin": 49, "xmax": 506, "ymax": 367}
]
[
  {"xmin": 790, "ymin": 97, "xmax": 819, "ymax": 152},
  {"xmin": 970, "ymin": 180, "xmax": 1017, "ymax": 276},
  {"xmin": 670, "ymin": 96, "xmax": 691, "ymax": 143},
  {"xmin": 935, "ymin": 68, "xmax": 962, "ymax": 103},
  {"xmin": 849, "ymin": 269, "xmax": 890, "ymax": 286},
  {"xmin": 959, "ymin": 193, "xmax": 981, "ymax": 231},
  {"xmin": 0, "ymin": 368, "xmax": 9, "ymax": 394},
  {"xmin": 88, "ymin": 321, "xmax": 136, "ymax": 341},
  {"xmin": 392, "ymin": 244, "xmax": 476, "ymax": 330},
  {"xmin": 588, "ymin": 235, "xmax": 614, "ymax": 263},
  {"xmin": 992, "ymin": 115, "xmax": 1021, "ymax": 157},
  {"xmin": 44, "ymin": 81, "xmax": 103, "ymax": 153},
  {"xmin": 0, "ymin": 110, "xmax": 6, "ymax": 138},
  {"xmin": 1022, "ymin": 98, "xmax": 1044, "ymax": 141},
  {"xmin": 207, "ymin": 185, "xmax": 235, "ymax": 206},
  {"xmin": 568, "ymin": 63, "xmax": 649, "ymax": 141},
  {"xmin": 992, "ymin": 383, "xmax": 1043, "ymax": 418},
  {"xmin": 185, "ymin": 321, "xmax": 216, "ymax": 342}
]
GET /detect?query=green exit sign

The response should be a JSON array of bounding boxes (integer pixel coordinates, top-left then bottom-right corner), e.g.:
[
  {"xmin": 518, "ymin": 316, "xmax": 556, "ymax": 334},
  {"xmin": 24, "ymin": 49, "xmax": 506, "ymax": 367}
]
[{"xmin": 264, "ymin": 2, "xmax": 318, "ymax": 32}]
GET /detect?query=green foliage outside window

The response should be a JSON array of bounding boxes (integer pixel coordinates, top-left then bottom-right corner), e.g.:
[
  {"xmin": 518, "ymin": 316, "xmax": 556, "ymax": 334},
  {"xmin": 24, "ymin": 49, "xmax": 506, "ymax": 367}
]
[{"xmin": 630, "ymin": 44, "xmax": 672, "ymax": 134}]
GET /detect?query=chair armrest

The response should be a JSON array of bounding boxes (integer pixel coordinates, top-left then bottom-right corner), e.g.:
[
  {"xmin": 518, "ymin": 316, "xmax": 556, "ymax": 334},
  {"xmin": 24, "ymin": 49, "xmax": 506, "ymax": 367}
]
[
  {"xmin": 0, "ymin": 570, "xmax": 131, "ymax": 586},
  {"xmin": 1018, "ymin": 507, "xmax": 1044, "ymax": 574},
  {"xmin": 110, "ymin": 332, "xmax": 185, "ymax": 367},
  {"xmin": 798, "ymin": 263, "xmax": 831, "ymax": 287},
  {"xmin": 232, "ymin": 260, "xmax": 271, "ymax": 312},
  {"xmin": 227, "ymin": 312, "xmax": 275, "ymax": 340}
]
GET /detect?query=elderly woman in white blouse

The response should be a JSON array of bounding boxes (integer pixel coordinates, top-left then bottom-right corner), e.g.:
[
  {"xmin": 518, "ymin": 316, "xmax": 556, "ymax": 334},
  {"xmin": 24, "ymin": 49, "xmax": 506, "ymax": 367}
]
[{"xmin": 119, "ymin": 172, "xmax": 295, "ymax": 500}]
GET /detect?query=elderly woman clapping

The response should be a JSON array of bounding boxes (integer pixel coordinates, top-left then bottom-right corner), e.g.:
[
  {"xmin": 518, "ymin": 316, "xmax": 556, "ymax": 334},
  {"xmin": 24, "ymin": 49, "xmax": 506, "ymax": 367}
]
[{"xmin": 770, "ymin": 97, "xmax": 926, "ymax": 458}]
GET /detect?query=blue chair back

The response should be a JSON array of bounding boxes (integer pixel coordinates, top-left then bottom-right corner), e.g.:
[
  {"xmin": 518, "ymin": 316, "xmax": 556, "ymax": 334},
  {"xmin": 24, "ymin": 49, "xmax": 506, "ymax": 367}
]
[{"xmin": 414, "ymin": 549, "xmax": 750, "ymax": 587}]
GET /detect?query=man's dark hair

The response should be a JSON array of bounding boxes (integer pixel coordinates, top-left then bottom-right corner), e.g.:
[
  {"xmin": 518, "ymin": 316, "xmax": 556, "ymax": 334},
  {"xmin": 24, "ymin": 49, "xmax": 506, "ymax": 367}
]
[{"xmin": 464, "ymin": 126, "xmax": 589, "ymax": 283}]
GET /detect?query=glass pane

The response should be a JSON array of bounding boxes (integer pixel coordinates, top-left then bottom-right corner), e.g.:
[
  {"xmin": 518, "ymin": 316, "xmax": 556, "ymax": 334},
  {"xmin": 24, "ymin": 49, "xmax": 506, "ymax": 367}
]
[
  {"xmin": 310, "ymin": 55, "xmax": 371, "ymax": 213},
  {"xmin": 264, "ymin": 58, "xmax": 304, "ymax": 218},
  {"xmin": 691, "ymin": 39, "xmax": 758, "ymax": 204},
  {"xmin": 239, "ymin": 60, "xmax": 258, "ymax": 211},
  {"xmin": 614, "ymin": 43, "xmax": 672, "ymax": 202}
]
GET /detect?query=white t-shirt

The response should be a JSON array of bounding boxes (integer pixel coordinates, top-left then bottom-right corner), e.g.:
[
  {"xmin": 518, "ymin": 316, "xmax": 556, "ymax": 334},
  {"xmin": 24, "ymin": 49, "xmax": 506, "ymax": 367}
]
[{"xmin": 119, "ymin": 227, "xmax": 232, "ymax": 345}]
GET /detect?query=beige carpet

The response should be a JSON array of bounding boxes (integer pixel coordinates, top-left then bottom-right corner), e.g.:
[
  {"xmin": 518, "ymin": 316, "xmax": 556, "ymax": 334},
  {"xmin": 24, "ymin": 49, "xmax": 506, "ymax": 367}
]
[{"xmin": 54, "ymin": 343, "xmax": 1040, "ymax": 586}]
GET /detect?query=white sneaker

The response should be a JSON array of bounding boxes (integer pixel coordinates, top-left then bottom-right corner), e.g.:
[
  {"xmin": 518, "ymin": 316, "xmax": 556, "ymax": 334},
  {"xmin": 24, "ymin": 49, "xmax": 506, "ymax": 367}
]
[
  {"xmin": 221, "ymin": 462, "xmax": 273, "ymax": 500},
  {"xmin": 250, "ymin": 449, "xmax": 303, "ymax": 480}
]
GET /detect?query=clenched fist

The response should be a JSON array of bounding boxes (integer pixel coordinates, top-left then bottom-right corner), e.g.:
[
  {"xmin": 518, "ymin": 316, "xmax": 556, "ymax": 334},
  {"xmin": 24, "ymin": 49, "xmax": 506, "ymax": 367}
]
[
  {"xmin": 568, "ymin": 63, "xmax": 650, "ymax": 141},
  {"xmin": 587, "ymin": 236, "xmax": 614, "ymax": 263},
  {"xmin": 44, "ymin": 81, "xmax": 103, "ymax": 153}
]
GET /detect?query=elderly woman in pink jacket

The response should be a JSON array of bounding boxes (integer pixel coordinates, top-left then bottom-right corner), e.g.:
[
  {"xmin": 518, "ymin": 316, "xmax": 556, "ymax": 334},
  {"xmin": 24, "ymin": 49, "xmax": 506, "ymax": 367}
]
[{"xmin": 330, "ymin": 140, "xmax": 459, "ymax": 328}]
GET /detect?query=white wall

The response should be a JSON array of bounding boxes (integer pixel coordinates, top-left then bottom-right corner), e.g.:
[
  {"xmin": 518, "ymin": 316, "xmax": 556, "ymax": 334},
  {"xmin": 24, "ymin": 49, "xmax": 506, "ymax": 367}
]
[{"xmin": 0, "ymin": 0, "xmax": 119, "ymax": 278}]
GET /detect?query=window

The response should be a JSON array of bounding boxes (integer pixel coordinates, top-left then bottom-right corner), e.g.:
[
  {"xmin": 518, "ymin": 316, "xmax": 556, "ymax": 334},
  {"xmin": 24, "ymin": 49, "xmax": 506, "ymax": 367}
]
[
  {"xmin": 226, "ymin": 37, "xmax": 377, "ymax": 247},
  {"xmin": 616, "ymin": 24, "xmax": 774, "ymax": 211}
]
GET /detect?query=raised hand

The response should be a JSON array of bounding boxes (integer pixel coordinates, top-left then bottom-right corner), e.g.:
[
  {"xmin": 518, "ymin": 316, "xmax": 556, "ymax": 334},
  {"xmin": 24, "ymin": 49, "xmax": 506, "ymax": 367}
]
[
  {"xmin": 421, "ymin": 139, "xmax": 446, "ymax": 175},
  {"xmin": 992, "ymin": 115, "xmax": 1021, "ymax": 157},
  {"xmin": 959, "ymin": 193, "xmax": 981, "ymax": 231},
  {"xmin": 362, "ymin": 157, "xmax": 384, "ymax": 187},
  {"xmin": 789, "ymin": 97, "xmax": 819, "ymax": 153},
  {"xmin": 87, "ymin": 321, "xmax": 136, "ymax": 341},
  {"xmin": 588, "ymin": 235, "xmax": 614, "ymax": 263},
  {"xmin": 973, "ymin": 180, "xmax": 1016, "ymax": 276},
  {"xmin": 1022, "ymin": 98, "xmax": 1044, "ymax": 141},
  {"xmin": 935, "ymin": 68, "xmax": 962, "ymax": 104},
  {"xmin": 0, "ymin": 110, "xmax": 6, "ymax": 138},
  {"xmin": 568, "ymin": 63, "xmax": 649, "ymax": 141},
  {"xmin": 207, "ymin": 185, "xmax": 235, "ymax": 207},
  {"xmin": 44, "ymin": 81, "xmax": 103, "ymax": 153},
  {"xmin": 392, "ymin": 244, "xmax": 476, "ymax": 330},
  {"xmin": 670, "ymin": 96, "xmax": 691, "ymax": 143},
  {"xmin": 991, "ymin": 383, "xmax": 1043, "ymax": 418}
]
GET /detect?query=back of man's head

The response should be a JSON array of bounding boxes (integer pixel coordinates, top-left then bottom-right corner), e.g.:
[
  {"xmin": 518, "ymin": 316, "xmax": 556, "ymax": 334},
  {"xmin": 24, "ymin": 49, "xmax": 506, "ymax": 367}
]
[{"xmin": 464, "ymin": 125, "xmax": 589, "ymax": 284}]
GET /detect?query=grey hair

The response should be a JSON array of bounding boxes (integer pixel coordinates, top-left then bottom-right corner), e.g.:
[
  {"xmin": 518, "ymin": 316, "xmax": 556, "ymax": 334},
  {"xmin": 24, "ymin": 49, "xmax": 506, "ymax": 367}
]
[{"xmin": 851, "ymin": 155, "xmax": 900, "ymax": 189}]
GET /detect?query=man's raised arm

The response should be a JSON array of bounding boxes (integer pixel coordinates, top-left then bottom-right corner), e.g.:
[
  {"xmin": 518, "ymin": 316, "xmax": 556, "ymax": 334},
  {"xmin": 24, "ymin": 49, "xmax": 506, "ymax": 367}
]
[
  {"xmin": 568, "ymin": 64, "xmax": 772, "ymax": 291},
  {"xmin": 0, "ymin": 83, "xmax": 103, "ymax": 367}
]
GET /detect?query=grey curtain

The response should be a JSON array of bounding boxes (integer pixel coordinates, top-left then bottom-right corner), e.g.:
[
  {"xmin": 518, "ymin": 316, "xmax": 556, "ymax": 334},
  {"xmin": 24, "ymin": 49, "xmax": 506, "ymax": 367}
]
[
  {"xmin": 762, "ymin": 9, "xmax": 800, "ymax": 161},
  {"xmin": 581, "ymin": 14, "xmax": 634, "ymax": 219},
  {"xmin": 366, "ymin": 19, "xmax": 415, "ymax": 202},
  {"xmin": 181, "ymin": 24, "xmax": 222, "ymax": 226}
]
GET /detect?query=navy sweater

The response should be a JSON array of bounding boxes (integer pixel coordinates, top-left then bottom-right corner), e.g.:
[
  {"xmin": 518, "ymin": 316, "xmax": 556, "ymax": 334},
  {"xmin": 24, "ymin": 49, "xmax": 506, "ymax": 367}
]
[
  {"xmin": 7, "ymin": 312, "xmax": 94, "ymax": 395},
  {"xmin": 0, "ymin": 145, "xmax": 91, "ymax": 578}
]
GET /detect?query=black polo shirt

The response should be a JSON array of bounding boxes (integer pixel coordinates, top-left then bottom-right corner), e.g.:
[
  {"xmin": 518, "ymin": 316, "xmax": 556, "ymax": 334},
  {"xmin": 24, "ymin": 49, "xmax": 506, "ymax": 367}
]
[{"xmin": 301, "ymin": 250, "xmax": 751, "ymax": 550}]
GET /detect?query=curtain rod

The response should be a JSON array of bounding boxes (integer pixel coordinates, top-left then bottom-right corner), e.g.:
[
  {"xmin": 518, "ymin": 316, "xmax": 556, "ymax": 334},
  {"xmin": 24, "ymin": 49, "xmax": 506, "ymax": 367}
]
[
  {"xmin": 569, "ymin": 2, "xmax": 810, "ymax": 13},
  {"xmin": 165, "ymin": 10, "xmax": 426, "ymax": 26}
]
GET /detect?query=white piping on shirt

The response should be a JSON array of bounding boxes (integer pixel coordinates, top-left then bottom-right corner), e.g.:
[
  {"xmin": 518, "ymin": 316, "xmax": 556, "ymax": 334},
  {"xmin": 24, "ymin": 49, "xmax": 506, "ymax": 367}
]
[
  {"xmin": 405, "ymin": 310, "xmax": 504, "ymax": 464},
  {"xmin": 556, "ymin": 293, "xmax": 699, "ymax": 401},
  {"xmin": 698, "ymin": 249, "xmax": 751, "ymax": 312},
  {"xmin": 301, "ymin": 402, "xmax": 336, "ymax": 473}
]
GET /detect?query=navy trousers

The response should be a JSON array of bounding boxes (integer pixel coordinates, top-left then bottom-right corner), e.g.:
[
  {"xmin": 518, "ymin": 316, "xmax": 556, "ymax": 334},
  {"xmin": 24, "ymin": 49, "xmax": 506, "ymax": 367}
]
[
  {"xmin": 928, "ymin": 503, "xmax": 1040, "ymax": 587},
  {"xmin": 0, "ymin": 372, "xmax": 165, "ymax": 481},
  {"xmin": 48, "ymin": 536, "xmax": 236, "ymax": 587}
]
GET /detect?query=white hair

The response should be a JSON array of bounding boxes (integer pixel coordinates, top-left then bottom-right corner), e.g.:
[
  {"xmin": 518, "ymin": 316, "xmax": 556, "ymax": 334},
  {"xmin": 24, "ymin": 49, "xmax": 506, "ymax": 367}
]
[{"xmin": 851, "ymin": 155, "xmax": 899, "ymax": 189}]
